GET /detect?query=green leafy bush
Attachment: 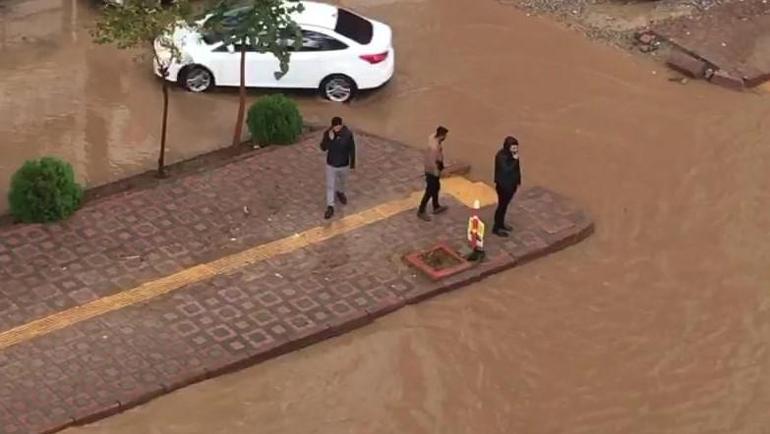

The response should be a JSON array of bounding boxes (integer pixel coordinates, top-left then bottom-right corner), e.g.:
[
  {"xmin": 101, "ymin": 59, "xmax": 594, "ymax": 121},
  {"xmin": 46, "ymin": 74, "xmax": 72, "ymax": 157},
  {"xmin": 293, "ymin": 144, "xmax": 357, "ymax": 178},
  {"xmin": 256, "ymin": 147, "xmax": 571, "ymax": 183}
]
[
  {"xmin": 8, "ymin": 157, "xmax": 83, "ymax": 223},
  {"xmin": 246, "ymin": 94, "xmax": 303, "ymax": 146}
]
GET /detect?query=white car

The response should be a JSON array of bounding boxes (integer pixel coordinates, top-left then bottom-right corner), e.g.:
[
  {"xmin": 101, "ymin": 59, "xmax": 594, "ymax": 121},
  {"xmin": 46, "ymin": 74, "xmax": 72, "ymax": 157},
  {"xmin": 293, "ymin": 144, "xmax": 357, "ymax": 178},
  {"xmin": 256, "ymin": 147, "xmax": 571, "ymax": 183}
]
[{"xmin": 154, "ymin": 1, "xmax": 394, "ymax": 102}]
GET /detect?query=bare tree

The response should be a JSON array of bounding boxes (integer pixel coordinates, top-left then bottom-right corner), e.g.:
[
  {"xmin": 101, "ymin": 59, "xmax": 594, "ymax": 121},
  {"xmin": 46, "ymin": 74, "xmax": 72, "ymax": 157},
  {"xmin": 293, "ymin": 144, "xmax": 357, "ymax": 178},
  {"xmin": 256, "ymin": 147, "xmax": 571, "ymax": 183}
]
[
  {"xmin": 91, "ymin": 0, "xmax": 195, "ymax": 177},
  {"xmin": 201, "ymin": 0, "xmax": 303, "ymax": 147}
]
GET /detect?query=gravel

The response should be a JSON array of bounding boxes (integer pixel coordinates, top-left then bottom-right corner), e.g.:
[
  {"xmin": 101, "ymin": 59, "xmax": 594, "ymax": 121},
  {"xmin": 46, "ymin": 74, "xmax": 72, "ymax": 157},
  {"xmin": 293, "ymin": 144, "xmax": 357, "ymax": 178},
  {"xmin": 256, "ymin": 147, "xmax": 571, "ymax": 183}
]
[
  {"xmin": 495, "ymin": 0, "xmax": 740, "ymax": 48},
  {"xmin": 683, "ymin": 0, "xmax": 726, "ymax": 10},
  {"xmin": 497, "ymin": 0, "xmax": 591, "ymax": 18}
]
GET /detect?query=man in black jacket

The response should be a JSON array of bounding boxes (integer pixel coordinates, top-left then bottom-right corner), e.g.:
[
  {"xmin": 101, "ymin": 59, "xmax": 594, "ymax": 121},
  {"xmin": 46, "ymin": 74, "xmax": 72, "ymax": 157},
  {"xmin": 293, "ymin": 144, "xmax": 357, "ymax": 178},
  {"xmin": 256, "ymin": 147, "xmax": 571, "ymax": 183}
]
[
  {"xmin": 493, "ymin": 136, "xmax": 521, "ymax": 237},
  {"xmin": 320, "ymin": 116, "xmax": 356, "ymax": 219}
]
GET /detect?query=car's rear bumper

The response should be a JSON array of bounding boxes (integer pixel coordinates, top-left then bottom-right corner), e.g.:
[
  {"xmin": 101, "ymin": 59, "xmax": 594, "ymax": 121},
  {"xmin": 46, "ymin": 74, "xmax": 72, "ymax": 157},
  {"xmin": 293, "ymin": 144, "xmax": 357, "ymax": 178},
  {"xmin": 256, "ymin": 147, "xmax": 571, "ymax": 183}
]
[{"xmin": 356, "ymin": 48, "xmax": 395, "ymax": 90}]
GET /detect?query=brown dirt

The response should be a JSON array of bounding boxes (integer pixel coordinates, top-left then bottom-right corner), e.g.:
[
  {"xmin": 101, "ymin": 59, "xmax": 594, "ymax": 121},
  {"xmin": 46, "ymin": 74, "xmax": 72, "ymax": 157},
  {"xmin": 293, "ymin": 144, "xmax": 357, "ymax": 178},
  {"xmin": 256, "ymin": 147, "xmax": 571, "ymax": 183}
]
[{"xmin": 420, "ymin": 246, "xmax": 464, "ymax": 271}]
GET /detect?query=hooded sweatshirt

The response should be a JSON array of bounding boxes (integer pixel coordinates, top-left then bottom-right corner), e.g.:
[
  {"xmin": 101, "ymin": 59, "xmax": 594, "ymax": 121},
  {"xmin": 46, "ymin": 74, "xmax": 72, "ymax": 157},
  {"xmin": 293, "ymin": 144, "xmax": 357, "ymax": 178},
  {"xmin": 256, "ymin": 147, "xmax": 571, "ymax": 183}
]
[{"xmin": 494, "ymin": 147, "xmax": 521, "ymax": 189}]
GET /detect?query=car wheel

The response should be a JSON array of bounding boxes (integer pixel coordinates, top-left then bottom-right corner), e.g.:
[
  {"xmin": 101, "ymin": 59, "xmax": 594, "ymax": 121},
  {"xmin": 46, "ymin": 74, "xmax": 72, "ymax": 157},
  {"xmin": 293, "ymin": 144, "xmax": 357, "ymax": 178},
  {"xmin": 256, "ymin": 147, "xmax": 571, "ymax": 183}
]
[
  {"xmin": 320, "ymin": 75, "xmax": 357, "ymax": 103},
  {"xmin": 182, "ymin": 66, "xmax": 214, "ymax": 93}
]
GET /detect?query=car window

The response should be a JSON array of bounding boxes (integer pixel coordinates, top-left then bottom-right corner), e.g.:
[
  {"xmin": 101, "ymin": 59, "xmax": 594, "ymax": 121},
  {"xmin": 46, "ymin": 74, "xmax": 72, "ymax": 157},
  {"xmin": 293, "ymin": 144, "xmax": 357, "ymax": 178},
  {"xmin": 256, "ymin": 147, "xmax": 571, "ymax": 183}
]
[
  {"xmin": 297, "ymin": 30, "xmax": 347, "ymax": 51},
  {"xmin": 212, "ymin": 42, "xmax": 257, "ymax": 53},
  {"xmin": 203, "ymin": 32, "xmax": 224, "ymax": 45},
  {"xmin": 202, "ymin": 7, "xmax": 249, "ymax": 45},
  {"xmin": 233, "ymin": 43, "xmax": 258, "ymax": 52},
  {"xmin": 334, "ymin": 8, "xmax": 373, "ymax": 45}
]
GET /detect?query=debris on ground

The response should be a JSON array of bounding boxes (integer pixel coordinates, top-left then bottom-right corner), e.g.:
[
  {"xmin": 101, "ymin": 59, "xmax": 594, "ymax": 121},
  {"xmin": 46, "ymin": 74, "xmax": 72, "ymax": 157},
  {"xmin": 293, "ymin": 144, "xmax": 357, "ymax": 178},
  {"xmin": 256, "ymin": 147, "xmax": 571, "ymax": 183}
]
[
  {"xmin": 634, "ymin": 30, "xmax": 661, "ymax": 53},
  {"xmin": 497, "ymin": 0, "xmax": 770, "ymax": 90},
  {"xmin": 666, "ymin": 50, "xmax": 709, "ymax": 78}
]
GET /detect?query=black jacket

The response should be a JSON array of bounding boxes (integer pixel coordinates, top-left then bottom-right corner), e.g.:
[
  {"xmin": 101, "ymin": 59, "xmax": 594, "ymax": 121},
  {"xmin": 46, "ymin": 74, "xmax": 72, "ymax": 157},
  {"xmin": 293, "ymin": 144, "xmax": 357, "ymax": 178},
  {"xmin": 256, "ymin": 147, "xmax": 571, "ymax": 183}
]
[
  {"xmin": 320, "ymin": 126, "xmax": 356, "ymax": 168},
  {"xmin": 494, "ymin": 148, "xmax": 521, "ymax": 189}
]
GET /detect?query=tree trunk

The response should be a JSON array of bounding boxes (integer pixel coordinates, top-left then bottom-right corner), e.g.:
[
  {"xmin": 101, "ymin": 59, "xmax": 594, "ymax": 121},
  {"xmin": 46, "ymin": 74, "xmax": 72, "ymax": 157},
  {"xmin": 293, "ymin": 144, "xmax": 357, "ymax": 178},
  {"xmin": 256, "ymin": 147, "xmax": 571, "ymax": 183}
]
[
  {"xmin": 158, "ymin": 69, "xmax": 170, "ymax": 178},
  {"xmin": 232, "ymin": 43, "xmax": 247, "ymax": 147}
]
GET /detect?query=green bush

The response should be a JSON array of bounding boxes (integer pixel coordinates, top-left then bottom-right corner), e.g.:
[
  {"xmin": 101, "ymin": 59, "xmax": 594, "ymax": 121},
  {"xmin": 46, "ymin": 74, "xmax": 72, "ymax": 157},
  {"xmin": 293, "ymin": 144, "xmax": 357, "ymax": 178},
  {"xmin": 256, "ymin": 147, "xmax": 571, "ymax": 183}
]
[
  {"xmin": 246, "ymin": 94, "xmax": 303, "ymax": 146},
  {"xmin": 8, "ymin": 157, "xmax": 83, "ymax": 223}
]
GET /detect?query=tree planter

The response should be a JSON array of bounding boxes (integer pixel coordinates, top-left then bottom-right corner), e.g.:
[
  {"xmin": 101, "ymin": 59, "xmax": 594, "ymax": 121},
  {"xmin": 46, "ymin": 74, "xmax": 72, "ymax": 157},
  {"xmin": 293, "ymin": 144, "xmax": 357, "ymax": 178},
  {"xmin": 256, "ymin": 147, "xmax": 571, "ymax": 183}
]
[{"xmin": 404, "ymin": 242, "xmax": 473, "ymax": 281}]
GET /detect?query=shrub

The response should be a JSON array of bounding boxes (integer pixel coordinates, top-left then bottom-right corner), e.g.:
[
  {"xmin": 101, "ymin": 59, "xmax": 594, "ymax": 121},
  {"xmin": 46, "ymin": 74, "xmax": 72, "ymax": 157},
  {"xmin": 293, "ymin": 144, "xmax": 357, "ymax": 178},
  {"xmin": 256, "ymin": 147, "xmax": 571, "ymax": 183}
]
[
  {"xmin": 8, "ymin": 157, "xmax": 83, "ymax": 223},
  {"xmin": 246, "ymin": 94, "xmax": 303, "ymax": 146}
]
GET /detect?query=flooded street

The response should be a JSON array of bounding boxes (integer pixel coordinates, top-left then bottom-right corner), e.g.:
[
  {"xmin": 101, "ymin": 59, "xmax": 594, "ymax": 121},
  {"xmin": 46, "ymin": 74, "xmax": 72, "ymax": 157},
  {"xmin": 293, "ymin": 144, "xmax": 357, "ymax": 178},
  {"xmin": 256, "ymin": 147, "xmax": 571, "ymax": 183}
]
[
  {"xmin": 0, "ymin": 0, "xmax": 240, "ymax": 213},
  {"xmin": 2, "ymin": 0, "xmax": 769, "ymax": 432}
]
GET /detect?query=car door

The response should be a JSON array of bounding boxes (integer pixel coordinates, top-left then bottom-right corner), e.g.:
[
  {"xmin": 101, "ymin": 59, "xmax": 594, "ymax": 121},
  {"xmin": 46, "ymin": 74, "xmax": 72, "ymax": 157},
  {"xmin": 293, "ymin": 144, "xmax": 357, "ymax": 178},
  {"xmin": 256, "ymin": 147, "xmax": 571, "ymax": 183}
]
[
  {"xmin": 207, "ymin": 43, "xmax": 240, "ymax": 86},
  {"xmin": 236, "ymin": 40, "xmax": 278, "ymax": 88},
  {"xmin": 207, "ymin": 41, "xmax": 275, "ymax": 88},
  {"xmin": 272, "ymin": 29, "xmax": 350, "ymax": 89}
]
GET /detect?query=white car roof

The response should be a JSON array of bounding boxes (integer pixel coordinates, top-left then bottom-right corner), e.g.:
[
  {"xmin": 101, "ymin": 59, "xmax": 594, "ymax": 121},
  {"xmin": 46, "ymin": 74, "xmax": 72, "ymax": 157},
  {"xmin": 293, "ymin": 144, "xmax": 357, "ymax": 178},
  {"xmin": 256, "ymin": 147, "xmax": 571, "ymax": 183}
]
[
  {"xmin": 188, "ymin": 1, "xmax": 345, "ymax": 46},
  {"xmin": 290, "ymin": 1, "xmax": 338, "ymax": 30}
]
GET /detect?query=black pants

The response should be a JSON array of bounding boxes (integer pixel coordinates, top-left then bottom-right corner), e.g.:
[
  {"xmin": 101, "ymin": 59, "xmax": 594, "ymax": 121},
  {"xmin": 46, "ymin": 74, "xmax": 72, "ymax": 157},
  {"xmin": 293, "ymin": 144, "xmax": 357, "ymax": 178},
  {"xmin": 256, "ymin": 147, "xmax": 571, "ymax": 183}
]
[
  {"xmin": 494, "ymin": 184, "xmax": 517, "ymax": 230},
  {"xmin": 418, "ymin": 173, "xmax": 441, "ymax": 213}
]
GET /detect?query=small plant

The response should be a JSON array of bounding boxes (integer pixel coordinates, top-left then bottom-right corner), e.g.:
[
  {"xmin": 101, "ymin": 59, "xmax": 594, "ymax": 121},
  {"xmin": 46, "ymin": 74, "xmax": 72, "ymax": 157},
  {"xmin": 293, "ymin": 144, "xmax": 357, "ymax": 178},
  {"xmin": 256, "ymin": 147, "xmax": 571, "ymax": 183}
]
[
  {"xmin": 8, "ymin": 157, "xmax": 83, "ymax": 223},
  {"xmin": 246, "ymin": 94, "xmax": 303, "ymax": 146}
]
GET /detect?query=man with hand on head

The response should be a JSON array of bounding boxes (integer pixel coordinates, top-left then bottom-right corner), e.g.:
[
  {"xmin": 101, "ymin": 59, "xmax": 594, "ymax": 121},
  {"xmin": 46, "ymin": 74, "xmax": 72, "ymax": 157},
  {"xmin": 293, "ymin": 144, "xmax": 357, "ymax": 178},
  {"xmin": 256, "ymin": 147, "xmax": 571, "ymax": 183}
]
[{"xmin": 320, "ymin": 116, "xmax": 356, "ymax": 220}]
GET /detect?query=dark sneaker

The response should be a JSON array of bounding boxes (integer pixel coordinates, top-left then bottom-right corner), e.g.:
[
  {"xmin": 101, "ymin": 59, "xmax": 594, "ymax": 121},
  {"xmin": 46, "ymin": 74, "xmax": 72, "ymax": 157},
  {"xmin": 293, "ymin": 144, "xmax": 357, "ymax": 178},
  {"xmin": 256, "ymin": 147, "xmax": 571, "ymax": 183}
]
[
  {"xmin": 417, "ymin": 211, "xmax": 432, "ymax": 222},
  {"xmin": 324, "ymin": 206, "xmax": 334, "ymax": 220},
  {"xmin": 503, "ymin": 223, "xmax": 513, "ymax": 231},
  {"xmin": 493, "ymin": 228, "xmax": 509, "ymax": 237},
  {"xmin": 433, "ymin": 205, "xmax": 448, "ymax": 215},
  {"xmin": 336, "ymin": 192, "xmax": 348, "ymax": 205}
]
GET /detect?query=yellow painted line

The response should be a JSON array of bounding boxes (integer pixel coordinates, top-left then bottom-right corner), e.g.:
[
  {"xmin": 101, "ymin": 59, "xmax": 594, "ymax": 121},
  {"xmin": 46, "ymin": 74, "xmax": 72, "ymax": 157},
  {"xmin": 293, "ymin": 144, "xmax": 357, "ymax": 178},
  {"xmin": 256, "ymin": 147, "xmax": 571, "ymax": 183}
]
[
  {"xmin": 441, "ymin": 177, "xmax": 498, "ymax": 208},
  {"xmin": 0, "ymin": 177, "xmax": 497, "ymax": 351}
]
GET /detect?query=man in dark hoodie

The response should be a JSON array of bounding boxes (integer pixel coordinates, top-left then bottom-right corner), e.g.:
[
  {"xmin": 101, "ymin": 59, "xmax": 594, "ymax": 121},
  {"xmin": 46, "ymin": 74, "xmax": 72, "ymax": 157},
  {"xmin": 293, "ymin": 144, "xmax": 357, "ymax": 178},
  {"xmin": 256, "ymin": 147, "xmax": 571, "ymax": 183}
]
[
  {"xmin": 493, "ymin": 136, "xmax": 522, "ymax": 237},
  {"xmin": 320, "ymin": 116, "xmax": 356, "ymax": 219}
]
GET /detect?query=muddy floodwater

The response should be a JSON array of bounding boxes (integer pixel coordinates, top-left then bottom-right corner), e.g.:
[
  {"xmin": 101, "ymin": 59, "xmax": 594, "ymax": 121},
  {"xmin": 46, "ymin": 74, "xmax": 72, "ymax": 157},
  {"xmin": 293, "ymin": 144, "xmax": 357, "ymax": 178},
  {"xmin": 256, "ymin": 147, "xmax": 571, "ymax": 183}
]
[{"xmin": 2, "ymin": 0, "xmax": 769, "ymax": 433}]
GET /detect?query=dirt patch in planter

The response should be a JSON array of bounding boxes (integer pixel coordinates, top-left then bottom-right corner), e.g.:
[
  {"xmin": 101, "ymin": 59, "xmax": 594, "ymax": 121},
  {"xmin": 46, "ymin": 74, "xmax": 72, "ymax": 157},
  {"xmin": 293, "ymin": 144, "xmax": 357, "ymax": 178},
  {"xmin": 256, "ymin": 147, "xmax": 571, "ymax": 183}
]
[
  {"xmin": 404, "ymin": 243, "xmax": 474, "ymax": 281},
  {"xmin": 420, "ymin": 247, "xmax": 465, "ymax": 271}
]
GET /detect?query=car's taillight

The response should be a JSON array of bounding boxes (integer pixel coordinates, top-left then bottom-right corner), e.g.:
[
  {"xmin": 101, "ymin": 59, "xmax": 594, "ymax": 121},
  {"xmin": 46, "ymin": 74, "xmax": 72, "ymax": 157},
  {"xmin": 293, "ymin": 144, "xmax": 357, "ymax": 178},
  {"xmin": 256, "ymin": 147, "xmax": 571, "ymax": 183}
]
[{"xmin": 359, "ymin": 52, "xmax": 388, "ymax": 64}]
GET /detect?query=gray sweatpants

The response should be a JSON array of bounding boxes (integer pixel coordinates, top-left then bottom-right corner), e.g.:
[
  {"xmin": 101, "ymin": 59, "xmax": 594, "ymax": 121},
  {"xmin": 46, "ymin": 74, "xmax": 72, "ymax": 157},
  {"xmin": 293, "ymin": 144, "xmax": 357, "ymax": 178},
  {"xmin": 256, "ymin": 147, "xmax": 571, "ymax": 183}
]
[{"xmin": 326, "ymin": 165, "xmax": 349, "ymax": 207}]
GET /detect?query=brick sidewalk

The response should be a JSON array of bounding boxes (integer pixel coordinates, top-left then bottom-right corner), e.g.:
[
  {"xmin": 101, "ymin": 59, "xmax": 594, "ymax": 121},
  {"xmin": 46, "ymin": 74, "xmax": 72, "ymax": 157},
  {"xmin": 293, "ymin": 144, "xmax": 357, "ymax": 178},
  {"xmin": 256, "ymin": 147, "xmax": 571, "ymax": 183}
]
[
  {"xmin": 0, "ymin": 131, "xmax": 593, "ymax": 433},
  {"xmin": 0, "ymin": 132, "xmax": 429, "ymax": 331}
]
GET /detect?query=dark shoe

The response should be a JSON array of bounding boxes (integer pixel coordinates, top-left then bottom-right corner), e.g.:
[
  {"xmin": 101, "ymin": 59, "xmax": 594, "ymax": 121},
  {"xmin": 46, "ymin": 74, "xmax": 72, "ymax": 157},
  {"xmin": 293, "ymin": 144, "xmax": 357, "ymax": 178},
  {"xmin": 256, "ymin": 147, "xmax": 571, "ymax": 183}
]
[
  {"xmin": 336, "ymin": 192, "xmax": 347, "ymax": 205},
  {"xmin": 433, "ymin": 205, "xmax": 448, "ymax": 215},
  {"xmin": 417, "ymin": 211, "xmax": 432, "ymax": 222},
  {"xmin": 503, "ymin": 223, "xmax": 513, "ymax": 231},
  {"xmin": 324, "ymin": 206, "xmax": 334, "ymax": 220},
  {"xmin": 493, "ymin": 228, "xmax": 509, "ymax": 237}
]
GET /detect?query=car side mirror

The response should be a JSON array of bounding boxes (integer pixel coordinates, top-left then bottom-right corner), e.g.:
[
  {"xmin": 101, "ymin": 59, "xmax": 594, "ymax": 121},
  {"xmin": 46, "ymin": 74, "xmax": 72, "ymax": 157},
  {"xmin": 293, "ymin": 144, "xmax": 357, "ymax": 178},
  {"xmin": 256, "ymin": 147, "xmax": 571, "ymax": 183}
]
[{"xmin": 226, "ymin": 45, "xmax": 235, "ymax": 53}]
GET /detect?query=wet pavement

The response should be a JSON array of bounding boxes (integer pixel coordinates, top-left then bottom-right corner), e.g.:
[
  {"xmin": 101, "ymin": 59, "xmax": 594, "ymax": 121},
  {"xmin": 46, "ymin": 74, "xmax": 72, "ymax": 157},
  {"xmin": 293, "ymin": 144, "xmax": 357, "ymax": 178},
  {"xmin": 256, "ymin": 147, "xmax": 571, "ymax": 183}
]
[
  {"xmin": 1, "ymin": 0, "xmax": 770, "ymax": 432},
  {"xmin": 0, "ymin": 131, "xmax": 592, "ymax": 433}
]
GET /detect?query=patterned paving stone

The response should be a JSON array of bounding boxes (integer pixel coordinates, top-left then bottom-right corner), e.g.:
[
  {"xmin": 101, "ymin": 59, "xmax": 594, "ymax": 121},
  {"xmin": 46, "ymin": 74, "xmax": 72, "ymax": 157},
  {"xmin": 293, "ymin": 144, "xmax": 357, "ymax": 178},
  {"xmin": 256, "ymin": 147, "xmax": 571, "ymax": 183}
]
[
  {"xmin": 0, "ymin": 132, "xmax": 434, "ymax": 331},
  {"xmin": 0, "ymin": 132, "xmax": 592, "ymax": 434}
]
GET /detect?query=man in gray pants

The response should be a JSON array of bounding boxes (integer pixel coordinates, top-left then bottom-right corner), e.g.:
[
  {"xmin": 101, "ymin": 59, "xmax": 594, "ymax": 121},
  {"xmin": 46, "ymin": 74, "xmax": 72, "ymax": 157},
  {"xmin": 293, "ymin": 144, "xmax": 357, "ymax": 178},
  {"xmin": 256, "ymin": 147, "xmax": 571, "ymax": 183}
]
[{"xmin": 320, "ymin": 116, "xmax": 356, "ymax": 219}]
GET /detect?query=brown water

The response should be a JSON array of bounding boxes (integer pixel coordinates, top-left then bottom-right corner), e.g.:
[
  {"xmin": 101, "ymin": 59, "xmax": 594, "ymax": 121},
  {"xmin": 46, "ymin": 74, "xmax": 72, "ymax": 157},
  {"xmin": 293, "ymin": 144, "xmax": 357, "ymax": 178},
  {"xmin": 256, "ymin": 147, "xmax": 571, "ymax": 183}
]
[
  {"xmin": 4, "ymin": 0, "xmax": 769, "ymax": 432},
  {"xmin": 0, "ymin": 0, "xmax": 237, "ymax": 213}
]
